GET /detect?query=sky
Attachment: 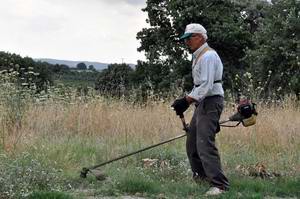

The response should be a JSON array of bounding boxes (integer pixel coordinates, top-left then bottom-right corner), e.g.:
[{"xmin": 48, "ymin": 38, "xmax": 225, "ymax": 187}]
[{"xmin": 0, "ymin": 0, "xmax": 148, "ymax": 64}]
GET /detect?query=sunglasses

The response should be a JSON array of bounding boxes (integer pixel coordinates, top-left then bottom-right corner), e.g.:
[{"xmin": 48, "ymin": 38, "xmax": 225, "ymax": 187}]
[{"xmin": 184, "ymin": 34, "xmax": 199, "ymax": 42}]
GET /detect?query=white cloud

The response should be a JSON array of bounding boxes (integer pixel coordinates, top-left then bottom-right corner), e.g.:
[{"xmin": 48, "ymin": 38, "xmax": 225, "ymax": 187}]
[{"xmin": 0, "ymin": 0, "xmax": 148, "ymax": 64}]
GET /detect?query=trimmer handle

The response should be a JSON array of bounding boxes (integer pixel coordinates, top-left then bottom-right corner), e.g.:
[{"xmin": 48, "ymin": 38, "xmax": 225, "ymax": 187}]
[{"xmin": 179, "ymin": 114, "xmax": 189, "ymax": 133}]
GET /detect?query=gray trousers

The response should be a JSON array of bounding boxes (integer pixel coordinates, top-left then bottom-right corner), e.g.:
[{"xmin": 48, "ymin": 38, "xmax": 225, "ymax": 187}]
[{"xmin": 186, "ymin": 95, "xmax": 229, "ymax": 190}]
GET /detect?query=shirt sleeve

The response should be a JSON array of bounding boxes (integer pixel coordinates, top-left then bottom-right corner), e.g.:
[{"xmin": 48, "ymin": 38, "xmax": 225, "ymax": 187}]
[{"xmin": 188, "ymin": 52, "xmax": 216, "ymax": 101}]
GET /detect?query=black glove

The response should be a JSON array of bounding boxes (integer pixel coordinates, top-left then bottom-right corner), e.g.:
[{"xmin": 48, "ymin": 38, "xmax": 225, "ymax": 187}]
[{"xmin": 171, "ymin": 97, "xmax": 190, "ymax": 116}]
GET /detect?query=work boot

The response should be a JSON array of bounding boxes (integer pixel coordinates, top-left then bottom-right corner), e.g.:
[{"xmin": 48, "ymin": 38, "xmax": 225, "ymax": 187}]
[{"xmin": 205, "ymin": 187, "xmax": 225, "ymax": 196}]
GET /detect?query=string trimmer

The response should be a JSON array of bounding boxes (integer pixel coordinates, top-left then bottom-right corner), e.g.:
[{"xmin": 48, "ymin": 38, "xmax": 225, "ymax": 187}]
[{"xmin": 80, "ymin": 99, "xmax": 257, "ymax": 180}]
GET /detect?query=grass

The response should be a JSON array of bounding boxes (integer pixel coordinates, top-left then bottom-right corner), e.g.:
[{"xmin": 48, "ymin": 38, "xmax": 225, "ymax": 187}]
[
  {"xmin": 74, "ymin": 162, "xmax": 300, "ymax": 198},
  {"xmin": 27, "ymin": 191, "xmax": 73, "ymax": 199},
  {"xmin": 0, "ymin": 95, "xmax": 299, "ymax": 198}
]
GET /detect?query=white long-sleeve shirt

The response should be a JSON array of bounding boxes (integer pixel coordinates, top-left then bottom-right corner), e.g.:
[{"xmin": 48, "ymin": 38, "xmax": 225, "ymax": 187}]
[{"xmin": 188, "ymin": 43, "xmax": 224, "ymax": 101}]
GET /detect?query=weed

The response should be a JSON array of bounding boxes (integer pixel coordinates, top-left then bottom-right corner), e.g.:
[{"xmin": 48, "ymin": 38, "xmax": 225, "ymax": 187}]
[{"xmin": 0, "ymin": 152, "xmax": 67, "ymax": 198}]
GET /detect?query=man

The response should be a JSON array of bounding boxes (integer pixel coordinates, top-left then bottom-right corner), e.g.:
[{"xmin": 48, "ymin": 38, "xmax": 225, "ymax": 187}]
[{"xmin": 172, "ymin": 23, "xmax": 229, "ymax": 196}]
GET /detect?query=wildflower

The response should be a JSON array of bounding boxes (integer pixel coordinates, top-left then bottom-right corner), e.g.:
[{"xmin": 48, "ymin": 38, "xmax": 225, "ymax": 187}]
[
  {"xmin": 277, "ymin": 87, "xmax": 282, "ymax": 92},
  {"xmin": 244, "ymin": 72, "xmax": 252, "ymax": 79},
  {"xmin": 12, "ymin": 71, "xmax": 19, "ymax": 75}
]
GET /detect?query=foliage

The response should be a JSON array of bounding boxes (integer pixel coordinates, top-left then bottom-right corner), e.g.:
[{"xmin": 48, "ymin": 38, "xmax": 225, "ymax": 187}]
[
  {"xmin": 0, "ymin": 52, "xmax": 100, "ymax": 94},
  {"xmin": 245, "ymin": 0, "xmax": 300, "ymax": 98},
  {"xmin": 95, "ymin": 63, "xmax": 134, "ymax": 97},
  {"xmin": 132, "ymin": 60, "xmax": 183, "ymax": 96},
  {"xmin": 131, "ymin": 0, "xmax": 299, "ymax": 99},
  {"xmin": 54, "ymin": 70, "xmax": 99, "ymax": 88},
  {"xmin": 0, "ymin": 81, "xmax": 298, "ymax": 197},
  {"xmin": 0, "ymin": 68, "xmax": 37, "ymax": 147},
  {"xmin": 76, "ymin": 62, "xmax": 87, "ymax": 70},
  {"xmin": 0, "ymin": 51, "xmax": 52, "ymax": 91},
  {"xmin": 48, "ymin": 64, "xmax": 71, "ymax": 74},
  {"xmin": 0, "ymin": 153, "xmax": 66, "ymax": 198},
  {"xmin": 88, "ymin": 64, "xmax": 96, "ymax": 71},
  {"xmin": 136, "ymin": 0, "xmax": 267, "ymax": 93}
]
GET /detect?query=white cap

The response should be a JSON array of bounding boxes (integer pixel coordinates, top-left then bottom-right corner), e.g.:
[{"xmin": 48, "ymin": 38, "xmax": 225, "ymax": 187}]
[{"xmin": 180, "ymin": 23, "xmax": 208, "ymax": 40}]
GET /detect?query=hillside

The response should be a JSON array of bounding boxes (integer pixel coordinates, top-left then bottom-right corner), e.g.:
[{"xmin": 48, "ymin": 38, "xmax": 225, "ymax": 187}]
[{"xmin": 35, "ymin": 58, "xmax": 136, "ymax": 71}]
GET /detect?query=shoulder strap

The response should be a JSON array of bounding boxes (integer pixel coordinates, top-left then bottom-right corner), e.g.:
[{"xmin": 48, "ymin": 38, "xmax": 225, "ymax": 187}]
[
  {"xmin": 193, "ymin": 47, "xmax": 213, "ymax": 67},
  {"xmin": 193, "ymin": 46, "xmax": 222, "ymax": 86}
]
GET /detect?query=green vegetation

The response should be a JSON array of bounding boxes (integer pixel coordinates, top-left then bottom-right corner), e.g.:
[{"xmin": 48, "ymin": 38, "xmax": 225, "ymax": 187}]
[
  {"xmin": 1, "ymin": 1, "xmax": 298, "ymax": 101},
  {"xmin": 54, "ymin": 70, "xmax": 98, "ymax": 88},
  {"xmin": 95, "ymin": 63, "xmax": 134, "ymax": 97},
  {"xmin": 134, "ymin": 0, "xmax": 299, "ymax": 98},
  {"xmin": 76, "ymin": 62, "xmax": 87, "ymax": 70},
  {"xmin": 0, "ymin": 82, "xmax": 298, "ymax": 197},
  {"xmin": 0, "ymin": 51, "xmax": 52, "ymax": 91},
  {"xmin": 1, "ymin": 130, "xmax": 299, "ymax": 198},
  {"xmin": 27, "ymin": 191, "xmax": 73, "ymax": 199},
  {"xmin": 0, "ymin": 51, "xmax": 99, "ymax": 93},
  {"xmin": 0, "ymin": 152, "xmax": 67, "ymax": 198},
  {"xmin": 0, "ymin": 0, "xmax": 299, "ymax": 198}
]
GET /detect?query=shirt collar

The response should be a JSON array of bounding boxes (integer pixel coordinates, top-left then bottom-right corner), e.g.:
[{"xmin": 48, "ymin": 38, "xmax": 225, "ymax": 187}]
[{"xmin": 192, "ymin": 42, "xmax": 208, "ymax": 59}]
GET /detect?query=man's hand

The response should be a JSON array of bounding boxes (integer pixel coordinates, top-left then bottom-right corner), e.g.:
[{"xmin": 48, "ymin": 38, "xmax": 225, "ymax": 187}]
[{"xmin": 171, "ymin": 97, "xmax": 190, "ymax": 116}]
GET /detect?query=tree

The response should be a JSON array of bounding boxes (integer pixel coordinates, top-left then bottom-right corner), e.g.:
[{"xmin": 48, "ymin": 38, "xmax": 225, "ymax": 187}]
[
  {"xmin": 50, "ymin": 64, "xmax": 70, "ymax": 74},
  {"xmin": 245, "ymin": 0, "xmax": 300, "ymax": 98},
  {"xmin": 136, "ymin": 0, "xmax": 265, "ymax": 93},
  {"xmin": 76, "ymin": 62, "xmax": 87, "ymax": 70},
  {"xmin": 0, "ymin": 51, "xmax": 53, "ymax": 91},
  {"xmin": 95, "ymin": 63, "xmax": 134, "ymax": 97},
  {"xmin": 88, "ymin": 65, "xmax": 96, "ymax": 71}
]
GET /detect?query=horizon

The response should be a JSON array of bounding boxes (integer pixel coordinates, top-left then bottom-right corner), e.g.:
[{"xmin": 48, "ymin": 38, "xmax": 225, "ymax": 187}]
[{"xmin": 35, "ymin": 57, "xmax": 137, "ymax": 65}]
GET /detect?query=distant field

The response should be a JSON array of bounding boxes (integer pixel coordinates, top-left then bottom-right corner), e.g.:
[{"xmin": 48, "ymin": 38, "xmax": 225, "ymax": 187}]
[
  {"xmin": 53, "ymin": 70, "xmax": 99, "ymax": 88},
  {"xmin": 0, "ymin": 95, "xmax": 299, "ymax": 198}
]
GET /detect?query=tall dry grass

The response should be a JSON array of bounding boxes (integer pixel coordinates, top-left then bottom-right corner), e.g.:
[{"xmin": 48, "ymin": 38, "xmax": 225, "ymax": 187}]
[
  {"xmin": 220, "ymin": 99, "xmax": 300, "ymax": 175},
  {"xmin": 0, "ymin": 97, "xmax": 299, "ymax": 175}
]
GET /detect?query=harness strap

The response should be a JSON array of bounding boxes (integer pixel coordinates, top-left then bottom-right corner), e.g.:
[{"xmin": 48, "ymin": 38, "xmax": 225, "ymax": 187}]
[
  {"xmin": 193, "ymin": 46, "xmax": 213, "ymax": 67},
  {"xmin": 194, "ymin": 80, "xmax": 222, "ymax": 87},
  {"xmin": 193, "ymin": 46, "xmax": 222, "ymax": 87}
]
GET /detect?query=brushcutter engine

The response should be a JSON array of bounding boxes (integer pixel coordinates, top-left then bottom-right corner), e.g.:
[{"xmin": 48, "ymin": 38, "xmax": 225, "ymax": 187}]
[{"xmin": 229, "ymin": 99, "xmax": 258, "ymax": 127}]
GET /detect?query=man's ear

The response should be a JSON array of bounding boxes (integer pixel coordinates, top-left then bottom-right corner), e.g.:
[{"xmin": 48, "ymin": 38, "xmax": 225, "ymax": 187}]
[{"xmin": 198, "ymin": 34, "xmax": 205, "ymax": 43}]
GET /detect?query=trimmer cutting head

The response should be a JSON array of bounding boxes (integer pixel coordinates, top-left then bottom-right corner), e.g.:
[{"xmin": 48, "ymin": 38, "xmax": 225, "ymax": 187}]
[
  {"xmin": 80, "ymin": 167, "xmax": 89, "ymax": 178},
  {"xmin": 80, "ymin": 167, "xmax": 107, "ymax": 181}
]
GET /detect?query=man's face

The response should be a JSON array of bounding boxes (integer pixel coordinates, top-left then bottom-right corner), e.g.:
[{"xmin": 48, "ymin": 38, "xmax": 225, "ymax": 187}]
[{"xmin": 184, "ymin": 33, "xmax": 205, "ymax": 53}]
